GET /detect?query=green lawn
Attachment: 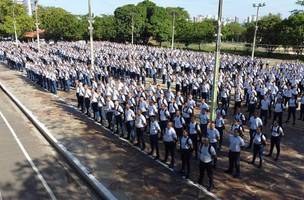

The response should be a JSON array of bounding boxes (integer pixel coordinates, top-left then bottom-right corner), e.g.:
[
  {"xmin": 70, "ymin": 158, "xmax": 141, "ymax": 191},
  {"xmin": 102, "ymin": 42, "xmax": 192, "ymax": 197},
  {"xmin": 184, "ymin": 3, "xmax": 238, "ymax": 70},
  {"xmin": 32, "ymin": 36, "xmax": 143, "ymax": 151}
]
[{"xmin": 159, "ymin": 42, "xmax": 304, "ymax": 61}]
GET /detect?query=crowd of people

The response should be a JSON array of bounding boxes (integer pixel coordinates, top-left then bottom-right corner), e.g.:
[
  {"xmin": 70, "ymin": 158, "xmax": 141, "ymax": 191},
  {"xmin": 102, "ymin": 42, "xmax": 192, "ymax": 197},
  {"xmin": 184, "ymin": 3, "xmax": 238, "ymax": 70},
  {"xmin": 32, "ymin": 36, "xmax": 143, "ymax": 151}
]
[{"xmin": 0, "ymin": 41, "xmax": 303, "ymax": 192}]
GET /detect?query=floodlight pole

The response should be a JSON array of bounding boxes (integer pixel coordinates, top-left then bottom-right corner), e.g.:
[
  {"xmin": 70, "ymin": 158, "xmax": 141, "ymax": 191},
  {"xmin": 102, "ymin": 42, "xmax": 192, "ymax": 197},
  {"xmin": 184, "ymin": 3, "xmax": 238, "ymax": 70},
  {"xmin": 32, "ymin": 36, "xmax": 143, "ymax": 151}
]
[
  {"xmin": 210, "ymin": 0, "xmax": 223, "ymax": 121},
  {"xmin": 35, "ymin": 0, "xmax": 40, "ymax": 53},
  {"xmin": 12, "ymin": 0, "xmax": 18, "ymax": 46},
  {"xmin": 251, "ymin": 2, "xmax": 266, "ymax": 60},
  {"xmin": 131, "ymin": 14, "xmax": 134, "ymax": 45},
  {"xmin": 171, "ymin": 11, "xmax": 176, "ymax": 50},
  {"xmin": 88, "ymin": 0, "xmax": 94, "ymax": 69}
]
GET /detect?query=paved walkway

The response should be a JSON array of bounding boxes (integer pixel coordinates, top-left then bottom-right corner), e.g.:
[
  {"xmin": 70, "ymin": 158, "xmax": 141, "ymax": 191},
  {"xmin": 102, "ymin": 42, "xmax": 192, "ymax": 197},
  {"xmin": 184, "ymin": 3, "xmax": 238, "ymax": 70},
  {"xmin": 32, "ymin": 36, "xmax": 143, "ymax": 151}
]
[
  {"xmin": 0, "ymin": 82, "xmax": 96, "ymax": 200},
  {"xmin": 0, "ymin": 63, "xmax": 303, "ymax": 200}
]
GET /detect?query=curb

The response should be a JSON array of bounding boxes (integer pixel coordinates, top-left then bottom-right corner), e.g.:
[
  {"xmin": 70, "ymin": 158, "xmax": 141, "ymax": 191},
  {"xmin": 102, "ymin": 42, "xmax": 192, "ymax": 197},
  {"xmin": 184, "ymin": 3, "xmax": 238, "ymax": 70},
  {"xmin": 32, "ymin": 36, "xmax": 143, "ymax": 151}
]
[{"xmin": 0, "ymin": 81, "xmax": 118, "ymax": 200}]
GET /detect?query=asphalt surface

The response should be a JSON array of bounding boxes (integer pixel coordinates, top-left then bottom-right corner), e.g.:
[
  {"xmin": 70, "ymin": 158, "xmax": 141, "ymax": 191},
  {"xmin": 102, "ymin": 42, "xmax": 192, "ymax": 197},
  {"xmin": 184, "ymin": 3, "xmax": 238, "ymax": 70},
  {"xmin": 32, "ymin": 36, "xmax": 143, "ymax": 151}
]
[{"xmin": 0, "ymin": 89, "xmax": 97, "ymax": 200}]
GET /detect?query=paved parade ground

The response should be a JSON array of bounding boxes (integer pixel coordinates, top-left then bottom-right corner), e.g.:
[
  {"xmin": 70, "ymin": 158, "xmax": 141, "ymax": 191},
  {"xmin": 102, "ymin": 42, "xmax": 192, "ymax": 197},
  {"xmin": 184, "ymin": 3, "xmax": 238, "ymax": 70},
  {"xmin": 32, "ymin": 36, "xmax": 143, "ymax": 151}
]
[{"xmin": 0, "ymin": 63, "xmax": 303, "ymax": 200}]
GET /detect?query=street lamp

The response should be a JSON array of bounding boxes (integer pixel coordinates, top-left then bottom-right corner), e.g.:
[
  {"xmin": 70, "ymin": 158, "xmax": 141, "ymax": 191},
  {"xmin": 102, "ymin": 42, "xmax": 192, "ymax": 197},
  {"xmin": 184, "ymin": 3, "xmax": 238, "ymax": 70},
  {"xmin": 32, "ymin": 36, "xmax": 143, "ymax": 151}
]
[
  {"xmin": 34, "ymin": 0, "xmax": 40, "ymax": 53},
  {"xmin": 88, "ymin": 0, "xmax": 95, "ymax": 69},
  {"xmin": 210, "ymin": 0, "xmax": 223, "ymax": 121},
  {"xmin": 131, "ymin": 13, "xmax": 135, "ymax": 45},
  {"xmin": 171, "ymin": 11, "xmax": 176, "ymax": 50},
  {"xmin": 251, "ymin": 2, "xmax": 266, "ymax": 60},
  {"xmin": 12, "ymin": 0, "xmax": 18, "ymax": 46}
]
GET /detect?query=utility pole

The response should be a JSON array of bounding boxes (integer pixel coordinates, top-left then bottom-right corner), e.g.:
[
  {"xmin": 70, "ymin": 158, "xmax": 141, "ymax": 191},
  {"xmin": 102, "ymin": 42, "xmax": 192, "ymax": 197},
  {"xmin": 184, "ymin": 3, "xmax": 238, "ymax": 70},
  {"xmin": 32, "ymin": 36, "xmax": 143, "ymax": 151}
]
[
  {"xmin": 210, "ymin": 0, "xmax": 223, "ymax": 121},
  {"xmin": 251, "ymin": 2, "xmax": 266, "ymax": 60},
  {"xmin": 131, "ymin": 13, "xmax": 134, "ymax": 45},
  {"xmin": 88, "ymin": 0, "xmax": 94, "ymax": 69},
  {"xmin": 12, "ymin": 0, "xmax": 18, "ymax": 46},
  {"xmin": 35, "ymin": 0, "xmax": 40, "ymax": 53},
  {"xmin": 171, "ymin": 11, "xmax": 176, "ymax": 50}
]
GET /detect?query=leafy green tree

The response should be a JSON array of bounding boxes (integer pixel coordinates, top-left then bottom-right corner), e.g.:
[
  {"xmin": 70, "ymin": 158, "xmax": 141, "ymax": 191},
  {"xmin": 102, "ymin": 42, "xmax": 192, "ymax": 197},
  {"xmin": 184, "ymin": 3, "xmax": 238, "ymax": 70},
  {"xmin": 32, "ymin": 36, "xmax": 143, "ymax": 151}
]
[
  {"xmin": 147, "ymin": 6, "xmax": 171, "ymax": 43},
  {"xmin": 114, "ymin": 4, "xmax": 146, "ymax": 43},
  {"xmin": 222, "ymin": 22, "xmax": 246, "ymax": 42},
  {"xmin": 279, "ymin": 13, "xmax": 304, "ymax": 47},
  {"xmin": 94, "ymin": 15, "xmax": 116, "ymax": 41},
  {"xmin": 0, "ymin": 0, "xmax": 34, "ymax": 38},
  {"xmin": 38, "ymin": 7, "xmax": 83, "ymax": 41},
  {"xmin": 258, "ymin": 14, "xmax": 282, "ymax": 45}
]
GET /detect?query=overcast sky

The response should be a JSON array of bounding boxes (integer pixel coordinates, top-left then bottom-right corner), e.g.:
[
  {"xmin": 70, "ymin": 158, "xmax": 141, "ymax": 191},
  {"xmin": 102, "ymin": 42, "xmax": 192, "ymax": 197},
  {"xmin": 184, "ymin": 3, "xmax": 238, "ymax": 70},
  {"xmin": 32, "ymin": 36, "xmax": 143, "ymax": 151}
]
[{"xmin": 39, "ymin": 0, "xmax": 301, "ymax": 21}]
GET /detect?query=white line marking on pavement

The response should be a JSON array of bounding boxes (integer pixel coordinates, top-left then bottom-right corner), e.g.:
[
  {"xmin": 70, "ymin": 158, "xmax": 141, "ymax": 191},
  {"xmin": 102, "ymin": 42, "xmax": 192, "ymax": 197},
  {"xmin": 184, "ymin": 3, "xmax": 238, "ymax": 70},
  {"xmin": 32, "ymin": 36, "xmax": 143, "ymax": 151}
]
[
  {"xmin": 0, "ymin": 190, "xmax": 3, "ymax": 200},
  {"xmin": 0, "ymin": 111, "xmax": 57, "ymax": 200}
]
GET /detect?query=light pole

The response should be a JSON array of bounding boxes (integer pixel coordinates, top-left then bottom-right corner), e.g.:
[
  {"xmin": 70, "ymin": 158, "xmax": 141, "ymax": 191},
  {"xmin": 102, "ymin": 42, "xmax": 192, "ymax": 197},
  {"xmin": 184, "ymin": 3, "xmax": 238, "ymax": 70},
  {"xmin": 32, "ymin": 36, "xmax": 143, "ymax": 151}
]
[
  {"xmin": 131, "ymin": 13, "xmax": 134, "ymax": 45},
  {"xmin": 251, "ymin": 2, "xmax": 266, "ymax": 60},
  {"xmin": 171, "ymin": 11, "xmax": 176, "ymax": 50},
  {"xmin": 35, "ymin": 0, "xmax": 40, "ymax": 53},
  {"xmin": 12, "ymin": 0, "xmax": 18, "ymax": 46},
  {"xmin": 210, "ymin": 0, "xmax": 223, "ymax": 121},
  {"xmin": 88, "ymin": 0, "xmax": 95, "ymax": 69}
]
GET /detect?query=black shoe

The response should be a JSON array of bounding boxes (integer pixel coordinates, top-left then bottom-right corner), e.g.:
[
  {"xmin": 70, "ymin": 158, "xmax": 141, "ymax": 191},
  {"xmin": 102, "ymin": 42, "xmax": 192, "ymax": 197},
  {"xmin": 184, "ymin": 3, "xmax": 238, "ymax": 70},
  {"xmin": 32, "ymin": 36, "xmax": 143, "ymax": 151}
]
[
  {"xmin": 224, "ymin": 170, "xmax": 232, "ymax": 174},
  {"xmin": 207, "ymin": 185, "xmax": 214, "ymax": 191},
  {"xmin": 265, "ymin": 154, "xmax": 271, "ymax": 157},
  {"xmin": 233, "ymin": 174, "xmax": 240, "ymax": 178},
  {"xmin": 154, "ymin": 156, "xmax": 159, "ymax": 160}
]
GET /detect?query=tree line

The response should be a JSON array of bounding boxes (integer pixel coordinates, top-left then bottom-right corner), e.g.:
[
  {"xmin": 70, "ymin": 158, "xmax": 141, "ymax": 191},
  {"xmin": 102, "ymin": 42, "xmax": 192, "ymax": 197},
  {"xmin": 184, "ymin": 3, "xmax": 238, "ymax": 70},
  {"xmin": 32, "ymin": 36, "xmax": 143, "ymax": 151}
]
[{"xmin": 0, "ymin": 0, "xmax": 303, "ymax": 50}]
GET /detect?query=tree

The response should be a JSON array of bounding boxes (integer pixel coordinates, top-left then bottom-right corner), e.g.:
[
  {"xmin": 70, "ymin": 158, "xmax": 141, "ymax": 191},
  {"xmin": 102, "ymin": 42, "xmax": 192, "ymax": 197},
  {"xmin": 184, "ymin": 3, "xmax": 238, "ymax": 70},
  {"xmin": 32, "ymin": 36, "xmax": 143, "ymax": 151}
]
[
  {"xmin": 94, "ymin": 15, "xmax": 116, "ymax": 41},
  {"xmin": 292, "ymin": 0, "xmax": 304, "ymax": 13},
  {"xmin": 279, "ymin": 13, "xmax": 304, "ymax": 47},
  {"xmin": 257, "ymin": 14, "xmax": 282, "ymax": 52},
  {"xmin": 38, "ymin": 7, "xmax": 83, "ymax": 41},
  {"xmin": 114, "ymin": 4, "xmax": 146, "ymax": 43},
  {"xmin": 147, "ymin": 6, "xmax": 171, "ymax": 43},
  {"xmin": 0, "ymin": 0, "xmax": 34, "ymax": 38},
  {"xmin": 222, "ymin": 22, "xmax": 245, "ymax": 42}
]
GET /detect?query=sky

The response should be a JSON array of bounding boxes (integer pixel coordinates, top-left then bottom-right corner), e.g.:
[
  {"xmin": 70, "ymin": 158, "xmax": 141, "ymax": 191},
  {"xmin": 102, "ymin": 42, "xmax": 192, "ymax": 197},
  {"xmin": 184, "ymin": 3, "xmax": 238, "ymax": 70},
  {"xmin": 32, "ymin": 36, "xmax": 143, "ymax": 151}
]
[{"xmin": 38, "ymin": 0, "xmax": 301, "ymax": 21}]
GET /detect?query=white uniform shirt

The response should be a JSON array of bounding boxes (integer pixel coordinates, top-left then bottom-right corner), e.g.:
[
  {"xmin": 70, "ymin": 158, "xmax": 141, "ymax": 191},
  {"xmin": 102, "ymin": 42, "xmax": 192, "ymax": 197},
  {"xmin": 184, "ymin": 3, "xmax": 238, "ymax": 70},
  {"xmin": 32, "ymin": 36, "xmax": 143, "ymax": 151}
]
[
  {"xmin": 160, "ymin": 109, "xmax": 170, "ymax": 121},
  {"xmin": 189, "ymin": 122, "xmax": 200, "ymax": 135},
  {"xmin": 274, "ymin": 103, "xmax": 285, "ymax": 112},
  {"xmin": 148, "ymin": 105, "xmax": 158, "ymax": 117},
  {"xmin": 229, "ymin": 135, "xmax": 245, "ymax": 152},
  {"xmin": 135, "ymin": 114, "xmax": 146, "ymax": 128},
  {"xmin": 150, "ymin": 121, "xmax": 161, "ymax": 135},
  {"xmin": 163, "ymin": 127, "xmax": 177, "ymax": 142},
  {"xmin": 199, "ymin": 145, "xmax": 216, "ymax": 163},
  {"xmin": 271, "ymin": 125, "xmax": 283, "ymax": 137},
  {"xmin": 253, "ymin": 132, "xmax": 266, "ymax": 144},
  {"xmin": 180, "ymin": 136, "xmax": 193, "ymax": 150},
  {"xmin": 125, "ymin": 109, "xmax": 135, "ymax": 122},
  {"xmin": 249, "ymin": 116, "xmax": 263, "ymax": 130},
  {"xmin": 261, "ymin": 99, "xmax": 270, "ymax": 110},
  {"xmin": 200, "ymin": 113, "xmax": 209, "ymax": 125},
  {"xmin": 207, "ymin": 128, "xmax": 220, "ymax": 143},
  {"xmin": 174, "ymin": 116, "xmax": 185, "ymax": 129}
]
